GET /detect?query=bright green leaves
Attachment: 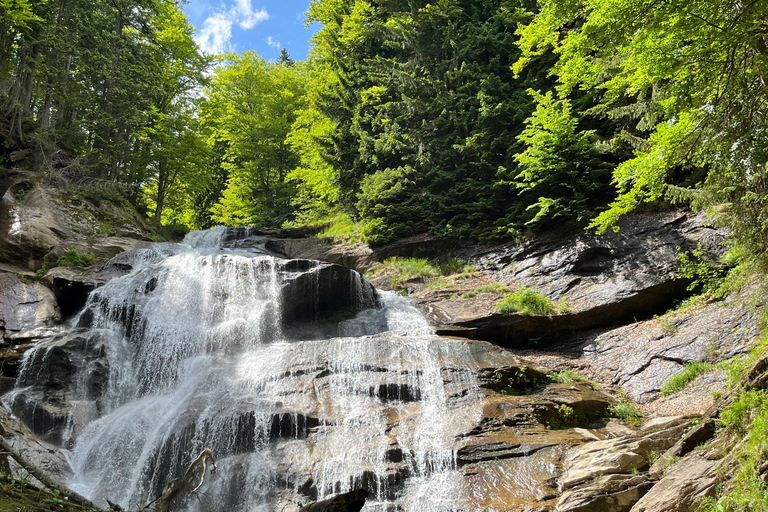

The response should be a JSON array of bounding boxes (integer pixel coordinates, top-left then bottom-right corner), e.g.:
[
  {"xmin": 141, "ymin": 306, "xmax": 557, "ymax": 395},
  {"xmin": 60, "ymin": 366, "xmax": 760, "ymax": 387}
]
[
  {"xmin": 204, "ymin": 53, "xmax": 306, "ymax": 227},
  {"xmin": 590, "ymin": 112, "xmax": 699, "ymax": 233},
  {"xmin": 516, "ymin": 0, "xmax": 768, "ymax": 240},
  {"xmin": 510, "ymin": 89, "xmax": 601, "ymax": 226}
]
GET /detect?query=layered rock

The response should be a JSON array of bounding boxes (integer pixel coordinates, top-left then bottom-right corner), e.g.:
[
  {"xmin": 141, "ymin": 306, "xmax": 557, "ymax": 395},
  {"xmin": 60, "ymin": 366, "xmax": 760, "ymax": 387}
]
[{"xmin": 429, "ymin": 210, "xmax": 726, "ymax": 346}]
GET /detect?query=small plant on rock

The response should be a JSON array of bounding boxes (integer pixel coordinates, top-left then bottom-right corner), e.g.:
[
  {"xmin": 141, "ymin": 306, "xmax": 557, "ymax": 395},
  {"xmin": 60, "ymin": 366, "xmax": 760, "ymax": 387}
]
[
  {"xmin": 496, "ymin": 287, "xmax": 554, "ymax": 315},
  {"xmin": 608, "ymin": 401, "xmax": 643, "ymax": 426},
  {"xmin": 57, "ymin": 247, "xmax": 98, "ymax": 267}
]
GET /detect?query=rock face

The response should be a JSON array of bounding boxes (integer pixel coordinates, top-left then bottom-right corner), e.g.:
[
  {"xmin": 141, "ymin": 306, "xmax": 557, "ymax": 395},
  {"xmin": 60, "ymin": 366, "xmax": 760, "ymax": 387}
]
[
  {"xmin": 427, "ymin": 210, "xmax": 725, "ymax": 347},
  {"xmin": 556, "ymin": 417, "xmax": 696, "ymax": 512},
  {"xmin": 631, "ymin": 454, "xmax": 718, "ymax": 512},
  {"xmin": 0, "ymin": 272, "xmax": 60, "ymax": 345}
]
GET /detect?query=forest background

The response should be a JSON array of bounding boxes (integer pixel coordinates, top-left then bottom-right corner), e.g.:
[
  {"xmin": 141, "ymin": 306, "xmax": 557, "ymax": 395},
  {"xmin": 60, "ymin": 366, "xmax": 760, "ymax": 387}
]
[{"xmin": 1, "ymin": 0, "xmax": 767, "ymax": 265}]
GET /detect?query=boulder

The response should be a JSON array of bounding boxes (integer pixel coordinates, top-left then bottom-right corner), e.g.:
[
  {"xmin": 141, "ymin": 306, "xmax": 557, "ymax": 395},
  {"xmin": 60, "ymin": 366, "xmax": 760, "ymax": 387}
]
[
  {"xmin": 557, "ymin": 474, "xmax": 654, "ymax": 512},
  {"xmin": 0, "ymin": 272, "xmax": 60, "ymax": 344},
  {"xmin": 630, "ymin": 454, "xmax": 718, "ymax": 512},
  {"xmin": 42, "ymin": 267, "xmax": 110, "ymax": 318},
  {"xmin": 279, "ymin": 260, "xmax": 379, "ymax": 325},
  {"xmin": 559, "ymin": 417, "xmax": 692, "ymax": 490}
]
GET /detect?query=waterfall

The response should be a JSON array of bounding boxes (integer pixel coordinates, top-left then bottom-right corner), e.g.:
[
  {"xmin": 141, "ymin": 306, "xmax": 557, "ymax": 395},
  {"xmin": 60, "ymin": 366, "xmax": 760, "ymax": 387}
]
[{"xmin": 4, "ymin": 232, "xmax": 488, "ymax": 511}]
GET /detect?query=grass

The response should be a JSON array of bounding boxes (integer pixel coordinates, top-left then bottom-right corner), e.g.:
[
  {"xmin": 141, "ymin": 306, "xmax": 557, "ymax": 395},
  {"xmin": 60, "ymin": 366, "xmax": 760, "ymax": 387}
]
[
  {"xmin": 549, "ymin": 370, "xmax": 602, "ymax": 390},
  {"xmin": 660, "ymin": 361, "xmax": 730, "ymax": 396},
  {"xmin": 383, "ymin": 257, "xmax": 440, "ymax": 280},
  {"xmin": 376, "ymin": 256, "xmax": 475, "ymax": 291},
  {"xmin": 476, "ymin": 283, "xmax": 508, "ymax": 293},
  {"xmin": 496, "ymin": 287, "xmax": 555, "ymax": 316},
  {"xmin": 608, "ymin": 401, "xmax": 643, "ymax": 426},
  {"xmin": 426, "ymin": 277, "xmax": 451, "ymax": 291},
  {"xmin": 698, "ymin": 389, "xmax": 768, "ymax": 511},
  {"xmin": 317, "ymin": 214, "xmax": 364, "ymax": 243},
  {"xmin": 57, "ymin": 248, "xmax": 98, "ymax": 267}
]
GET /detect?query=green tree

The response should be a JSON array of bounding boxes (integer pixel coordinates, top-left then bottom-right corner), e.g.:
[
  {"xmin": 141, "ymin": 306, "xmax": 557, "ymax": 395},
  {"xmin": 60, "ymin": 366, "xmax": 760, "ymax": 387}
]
[
  {"xmin": 204, "ymin": 52, "xmax": 306, "ymax": 226},
  {"xmin": 502, "ymin": 89, "xmax": 610, "ymax": 228},
  {"xmin": 514, "ymin": 0, "xmax": 768, "ymax": 252}
]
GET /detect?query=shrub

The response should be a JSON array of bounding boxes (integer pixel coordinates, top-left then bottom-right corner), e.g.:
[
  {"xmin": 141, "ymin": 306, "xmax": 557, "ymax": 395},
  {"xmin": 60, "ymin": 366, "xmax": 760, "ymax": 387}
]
[
  {"xmin": 495, "ymin": 287, "xmax": 555, "ymax": 315},
  {"xmin": 57, "ymin": 247, "xmax": 98, "ymax": 267}
]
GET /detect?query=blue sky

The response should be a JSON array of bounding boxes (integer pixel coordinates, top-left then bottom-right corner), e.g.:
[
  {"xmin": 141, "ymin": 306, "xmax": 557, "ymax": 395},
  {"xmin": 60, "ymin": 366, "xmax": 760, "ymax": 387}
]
[{"xmin": 182, "ymin": 0, "xmax": 318, "ymax": 61}]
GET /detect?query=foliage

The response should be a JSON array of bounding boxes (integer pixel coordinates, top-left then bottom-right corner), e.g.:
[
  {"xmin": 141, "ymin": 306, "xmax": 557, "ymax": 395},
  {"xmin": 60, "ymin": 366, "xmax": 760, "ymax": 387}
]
[
  {"xmin": 699, "ymin": 390, "xmax": 768, "ymax": 511},
  {"xmin": 675, "ymin": 246, "xmax": 727, "ymax": 293},
  {"xmin": 57, "ymin": 248, "xmax": 98, "ymax": 267},
  {"xmin": 514, "ymin": 0, "xmax": 768, "ymax": 270},
  {"xmin": 607, "ymin": 402, "xmax": 643, "ymax": 426},
  {"xmin": 495, "ymin": 287, "xmax": 555, "ymax": 316},
  {"xmin": 204, "ymin": 53, "xmax": 307, "ymax": 227},
  {"xmin": 499, "ymin": 89, "xmax": 611, "ymax": 229}
]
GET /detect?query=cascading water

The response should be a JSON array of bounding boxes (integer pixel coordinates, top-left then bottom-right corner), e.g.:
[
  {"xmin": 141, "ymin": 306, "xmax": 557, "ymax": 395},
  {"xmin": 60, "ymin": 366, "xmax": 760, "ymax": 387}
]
[{"xmin": 2, "ymin": 231, "xmax": 501, "ymax": 511}]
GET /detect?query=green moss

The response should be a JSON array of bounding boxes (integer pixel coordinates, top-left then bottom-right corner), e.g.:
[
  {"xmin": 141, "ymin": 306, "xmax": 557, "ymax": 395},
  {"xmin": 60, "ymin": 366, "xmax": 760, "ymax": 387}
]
[
  {"xmin": 57, "ymin": 248, "xmax": 98, "ymax": 267},
  {"xmin": 495, "ymin": 287, "xmax": 555, "ymax": 315}
]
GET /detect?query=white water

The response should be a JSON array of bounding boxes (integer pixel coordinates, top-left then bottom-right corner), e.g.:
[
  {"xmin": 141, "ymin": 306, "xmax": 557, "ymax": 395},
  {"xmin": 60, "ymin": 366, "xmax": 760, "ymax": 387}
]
[{"xmin": 8, "ymin": 233, "xmax": 486, "ymax": 511}]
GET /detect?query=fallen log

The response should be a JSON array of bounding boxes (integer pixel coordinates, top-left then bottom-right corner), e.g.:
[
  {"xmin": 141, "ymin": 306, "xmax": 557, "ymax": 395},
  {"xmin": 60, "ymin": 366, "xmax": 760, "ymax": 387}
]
[{"xmin": 143, "ymin": 448, "xmax": 218, "ymax": 512}]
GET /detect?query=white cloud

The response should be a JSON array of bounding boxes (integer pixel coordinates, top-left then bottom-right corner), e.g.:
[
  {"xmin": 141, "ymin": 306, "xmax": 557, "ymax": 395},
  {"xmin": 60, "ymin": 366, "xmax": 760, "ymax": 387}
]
[
  {"xmin": 266, "ymin": 36, "xmax": 281, "ymax": 49},
  {"xmin": 194, "ymin": 1, "xmax": 269, "ymax": 55},
  {"xmin": 195, "ymin": 12, "xmax": 234, "ymax": 55},
  {"xmin": 235, "ymin": 0, "xmax": 269, "ymax": 30}
]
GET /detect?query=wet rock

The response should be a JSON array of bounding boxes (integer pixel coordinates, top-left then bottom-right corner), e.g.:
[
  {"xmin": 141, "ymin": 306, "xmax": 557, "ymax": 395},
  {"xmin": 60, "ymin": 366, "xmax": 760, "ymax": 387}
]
[
  {"xmin": 266, "ymin": 238, "xmax": 378, "ymax": 274},
  {"xmin": 0, "ymin": 407, "xmax": 74, "ymax": 482},
  {"xmin": 0, "ymin": 272, "xmax": 60, "ymax": 343},
  {"xmin": 299, "ymin": 489, "xmax": 368, "ymax": 512},
  {"xmin": 557, "ymin": 474, "xmax": 654, "ymax": 512},
  {"xmin": 9, "ymin": 330, "xmax": 109, "ymax": 444},
  {"xmin": 43, "ymin": 267, "xmax": 109, "ymax": 318},
  {"xmin": 630, "ymin": 454, "xmax": 717, "ymax": 512},
  {"xmin": 280, "ymin": 261, "xmax": 379, "ymax": 324}
]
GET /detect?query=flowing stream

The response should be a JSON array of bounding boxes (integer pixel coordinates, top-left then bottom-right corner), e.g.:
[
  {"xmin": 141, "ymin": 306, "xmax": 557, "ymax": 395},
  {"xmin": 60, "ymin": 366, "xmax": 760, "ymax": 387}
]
[{"xmin": 4, "ymin": 230, "xmax": 496, "ymax": 511}]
